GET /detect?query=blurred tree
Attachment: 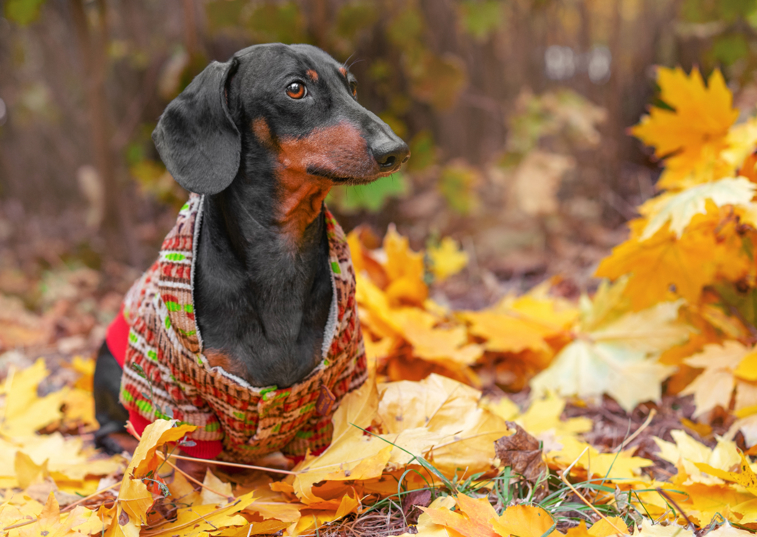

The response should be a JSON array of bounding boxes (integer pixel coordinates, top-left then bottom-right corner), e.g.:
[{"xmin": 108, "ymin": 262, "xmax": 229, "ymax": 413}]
[{"xmin": 3, "ymin": 0, "xmax": 757, "ymax": 272}]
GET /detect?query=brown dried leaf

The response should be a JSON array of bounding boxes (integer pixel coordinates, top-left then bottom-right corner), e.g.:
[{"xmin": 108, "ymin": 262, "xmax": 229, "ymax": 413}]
[
  {"xmin": 494, "ymin": 421, "xmax": 546, "ymax": 483},
  {"xmin": 402, "ymin": 488, "xmax": 432, "ymax": 524}
]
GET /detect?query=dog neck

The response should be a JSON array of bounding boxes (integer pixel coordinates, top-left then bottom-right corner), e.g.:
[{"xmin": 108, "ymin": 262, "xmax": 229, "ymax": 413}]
[
  {"xmin": 275, "ymin": 170, "xmax": 332, "ymax": 241},
  {"xmin": 193, "ymin": 170, "xmax": 334, "ymax": 388}
]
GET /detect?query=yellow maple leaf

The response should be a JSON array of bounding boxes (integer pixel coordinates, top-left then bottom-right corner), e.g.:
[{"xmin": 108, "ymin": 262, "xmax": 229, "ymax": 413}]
[
  {"xmin": 563, "ymin": 518, "xmax": 631, "ymax": 537},
  {"xmin": 199, "ymin": 469, "xmax": 233, "ymax": 506},
  {"xmin": 290, "ymin": 379, "xmax": 388, "ymax": 504},
  {"xmin": 113, "ymin": 419, "xmax": 196, "ymax": 534},
  {"xmin": 142, "ymin": 490, "xmax": 257, "ymax": 537},
  {"xmin": 460, "ymin": 293, "xmax": 577, "ymax": 354},
  {"xmin": 547, "ymin": 435, "xmax": 653, "ymax": 480},
  {"xmin": 635, "ymin": 519, "xmax": 695, "ymax": 537},
  {"xmin": 681, "ymin": 342, "xmax": 757, "ymax": 417},
  {"xmin": 639, "ymin": 178, "xmax": 755, "ymax": 240},
  {"xmin": 392, "ymin": 308, "xmax": 483, "ymax": 367},
  {"xmin": 483, "ymin": 392, "xmax": 592, "ymax": 443},
  {"xmin": 531, "ymin": 301, "xmax": 687, "ymax": 411},
  {"xmin": 422, "ymin": 493, "xmax": 499, "ymax": 537},
  {"xmin": 695, "ymin": 452, "xmax": 757, "ymax": 496},
  {"xmin": 578, "ymin": 277, "xmax": 631, "ymax": 332},
  {"xmin": 491, "ymin": 505, "xmax": 559, "ymax": 537},
  {"xmin": 69, "ymin": 356, "xmax": 95, "ymax": 392},
  {"xmin": 518, "ymin": 394, "xmax": 593, "ymax": 437},
  {"xmin": 596, "ymin": 211, "xmax": 750, "ymax": 311},
  {"xmin": 1, "ymin": 359, "xmax": 67, "ymax": 437},
  {"xmin": 631, "ymin": 67, "xmax": 738, "ymax": 186},
  {"xmin": 384, "ymin": 224, "xmax": 428, "ymax": 306},
  {"xmin": 428, "ymin": 237, "xmax": 469, "ymax": 281},
  {"xmin": 377, "ymin": 374, "xmax": 507, "ymax": 476},
  {"xmin": 683, "ymin": 483, "xmax": 755, "ymax": 525},
  {"xmin": 18, "ymin": 493, "xmax": 89, "ymax": 537},
  {"xmin": 658, "ymin": 116, "xmax": 757, "ymax": 192},
  {"xmin": 61, "ymin": 388, "xmax": 97, "ymax": 431},
  {"xmin": 395, "ymin": 495, "xmax": 456, "ymax": 537},
  {"xmin": 654, "ymin": 429, "xmax": 741, "ymax": 486}
]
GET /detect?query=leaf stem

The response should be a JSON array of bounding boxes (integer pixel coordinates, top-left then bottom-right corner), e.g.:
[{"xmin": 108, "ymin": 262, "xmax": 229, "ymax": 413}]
[
  {"xmin": 155, "ymin": 451, "xmax": 233, "ymax": 501},
  {"xmin": 164, "ymin": 452, "xmax": 296, "ymax": 475}
]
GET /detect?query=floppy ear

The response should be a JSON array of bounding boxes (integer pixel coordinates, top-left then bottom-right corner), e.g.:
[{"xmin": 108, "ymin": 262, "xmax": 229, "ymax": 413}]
[{"xmin": 152, "ymin": 59, "xmax": 240, "ymax": 195}]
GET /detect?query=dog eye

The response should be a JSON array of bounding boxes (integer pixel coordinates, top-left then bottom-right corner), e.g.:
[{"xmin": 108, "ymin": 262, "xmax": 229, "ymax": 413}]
[
  {"xmin": 350, "ymin": 81, "xmax": 358, "ymax": 98},
  {"xmin": 286, "ymin": 82, "xmax": 307, "ymax": 99}
]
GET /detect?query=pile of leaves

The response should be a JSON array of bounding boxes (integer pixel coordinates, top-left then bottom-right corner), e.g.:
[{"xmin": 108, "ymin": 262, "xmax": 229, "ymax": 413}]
[{"xmin": 6, "ymin": 66, "xmax": 757, "ymax": 536}]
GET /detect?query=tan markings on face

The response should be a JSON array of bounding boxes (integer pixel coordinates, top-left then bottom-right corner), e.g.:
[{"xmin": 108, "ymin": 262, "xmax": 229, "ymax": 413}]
[
  {"xmin": 252, "ymin": 117, "xmax": 273, "ymax": 147},
  {"xmin": 339, "ymin": 67, "xmax": 347, "ymax": 77},
  {"xmin": 306, "ymin": 69, "xmax": 319, "ymax": 82},
  {"xmin": 205, "ymin": 348, "xmax": 249, "ymax": 379},
  {"xmin": 275, "ymin": 122, "xmax": 378, "ymax": 241}
]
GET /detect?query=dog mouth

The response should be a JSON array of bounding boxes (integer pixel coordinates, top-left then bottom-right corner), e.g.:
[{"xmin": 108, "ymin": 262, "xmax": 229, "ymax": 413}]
[{"xmin": 306, "ymin": 165, "xmax": 399, "ymax": 185}]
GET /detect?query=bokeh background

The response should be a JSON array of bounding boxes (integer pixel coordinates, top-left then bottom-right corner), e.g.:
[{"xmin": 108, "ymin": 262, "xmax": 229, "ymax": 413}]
[{"xmin": 2, "ymin": 0, "xmax": 757, "ymax": 359}]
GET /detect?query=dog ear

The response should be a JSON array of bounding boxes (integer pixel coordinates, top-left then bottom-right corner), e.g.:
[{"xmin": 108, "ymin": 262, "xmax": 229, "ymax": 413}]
[{"xmin": 152, "ymin": 59, "xmax": 240, "ymax": 195}]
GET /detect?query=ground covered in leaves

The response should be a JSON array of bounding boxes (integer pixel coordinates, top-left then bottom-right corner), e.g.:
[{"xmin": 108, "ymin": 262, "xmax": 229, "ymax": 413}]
[{"xmin": 5, "ymin": 66, "xmax": 757, "ymax": 536}]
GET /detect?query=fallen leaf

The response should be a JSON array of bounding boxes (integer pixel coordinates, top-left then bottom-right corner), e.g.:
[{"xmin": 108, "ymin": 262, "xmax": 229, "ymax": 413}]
[
  {"xmin": 199, "ymin": 469, "xmax": 233, "ymax": 505},
  {"xmin": 18, "ymin": 493, "xmax": 89, "ymax": 537},
  {"xmin": 422, "ymin": 493, "xmax": 498, "ymax": 537},
  {"xmin": 681, "ymin": 342, "xmax": 757, "ymax": 417},
  {"xmin": 640, "ymin": 178, "xmax": 755, "ymax": 240},
  {"xmin": 494, "ymin": 421, "xmax": 546, "ymax": 483},
  {"xmin": 531, "ymin": 300, "xmax": 687, "ymax": 410},
  {"xmin": 428, "ymin": 237, "xmax": 468, "ymax": 281},
  {"xmin": 491, "ymin": 504, "xmax": 557, "ymax": 537}
]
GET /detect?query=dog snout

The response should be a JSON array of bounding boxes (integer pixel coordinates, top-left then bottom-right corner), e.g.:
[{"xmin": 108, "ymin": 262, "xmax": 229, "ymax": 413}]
[{"xmin": 372, "ymin": 139, "xmax": 411, "ymax": 172}]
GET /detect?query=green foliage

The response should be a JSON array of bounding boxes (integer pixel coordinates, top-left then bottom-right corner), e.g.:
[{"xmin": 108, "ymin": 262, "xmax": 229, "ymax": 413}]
[
  {"xmin": 386, "ymin": 5, "xmax": 425, "ymax": 49},
  {"xmin": 711, "ymin": 34, "xmax": 749, "ymax": 65},
  {"xmin": 334, "ymin": 1, "xmax": 379, "ymax": 43},
  {"xmin": 327, "ymin": 174, "xmax": 408, "ymax": 213},
  {"xmin": 407, "ymin": 52, "xmax": 468, "ymax": 110},
  {"xmin": 247, "ymin": 2, "xmax": 308, "ymax": 44},
  {"xmin": 440, "ymin": 163, "xmax": 479, "ymax": 215},
  {"xmin": 408, "ymin": 131, "xmax": 436, "ymax": 172},
  {"xmin": 681, "ymin": 0, "xmax": 757, "ymax": 23},
  {"xmin": 205, "ymin": 0, "xmax": 246, "ymax": 32},
  {"xmin": 459, "ymin": 0, "xmax": 505, "ymax": 42},
  {"xmin": 4, "ymin": 0, "xmax": 46, "ymax": 26},
  {"xmin": 206, "ymin": 0, "xmax": 308, "ymax": 43}
]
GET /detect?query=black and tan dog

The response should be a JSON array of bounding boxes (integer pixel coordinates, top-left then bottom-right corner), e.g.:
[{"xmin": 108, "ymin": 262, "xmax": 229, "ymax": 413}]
[{"xmin": 93, "ymin": 43, "xmax": 409, "ymax": 461}]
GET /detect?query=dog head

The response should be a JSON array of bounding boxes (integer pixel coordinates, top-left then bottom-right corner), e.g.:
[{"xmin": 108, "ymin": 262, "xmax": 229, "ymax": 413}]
[{"xmin": 152, "ymin": 44, "xmax": 410, "ymax": 196}]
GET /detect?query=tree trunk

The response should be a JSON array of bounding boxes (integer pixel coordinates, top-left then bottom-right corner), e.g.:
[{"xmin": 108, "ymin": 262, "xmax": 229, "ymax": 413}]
[{"xmin": 68, "ymin": 0, "xmax": 140, "ymax": 266}]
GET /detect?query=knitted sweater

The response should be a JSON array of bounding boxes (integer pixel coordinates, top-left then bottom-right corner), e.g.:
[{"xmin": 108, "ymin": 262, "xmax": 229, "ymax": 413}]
[{"xmin": 108, "ymin": 194, "xmax": 367, "ymax": 462}]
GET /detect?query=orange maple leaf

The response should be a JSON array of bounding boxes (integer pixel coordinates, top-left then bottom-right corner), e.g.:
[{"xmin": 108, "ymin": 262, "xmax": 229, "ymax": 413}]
[
  {"xmin": 422, "ymin": 493, "xmax": 499, "ymax": 537},
  {"xmin": 631, "ymin": 66, "xmax": 738, "ymax": 187}
]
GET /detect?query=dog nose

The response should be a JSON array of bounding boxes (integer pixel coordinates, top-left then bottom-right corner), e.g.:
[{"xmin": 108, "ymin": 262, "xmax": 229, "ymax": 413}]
[{"xmin": 373, "ymin": 141, "xmax": 411, "ymax": 171}]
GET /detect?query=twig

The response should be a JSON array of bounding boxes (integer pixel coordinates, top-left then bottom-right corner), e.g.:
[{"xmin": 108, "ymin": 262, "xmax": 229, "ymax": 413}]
[
  {"xmin": 61, "ymin": 481, "xmax": 121, "ymax": 512},
  {"xmin": 1, "ymin": 518, "xmax": 38, "ymax": 532},
  {"xmin": 655, "ymin": 487, "xmax": 699, "ymax": 536},
  {"xmin": 614, "ymin": 409, "xmax": 657, "ymax": 452},
  {"xmin": 164, "ymin": 452, "xmax": 296, "ymax": 476},
  {"xmin": 155, "ymin": 451, "xmax": 233, "ymax": 501},
  {"xmin": 0, "ymin": 478, "xmax": 121, "ymax": 531}
]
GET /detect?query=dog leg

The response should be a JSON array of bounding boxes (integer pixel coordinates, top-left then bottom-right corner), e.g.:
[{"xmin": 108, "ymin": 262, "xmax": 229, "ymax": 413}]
[{"xmin": 93, "ymin": 341, "xmax": 130, "ymax": 454}]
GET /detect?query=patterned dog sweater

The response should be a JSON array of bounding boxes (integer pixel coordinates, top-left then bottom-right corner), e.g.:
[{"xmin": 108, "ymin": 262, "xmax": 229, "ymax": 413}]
[{"xmin": 107, "ymin": 194, "xmax": 367, "ymax": 462}]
